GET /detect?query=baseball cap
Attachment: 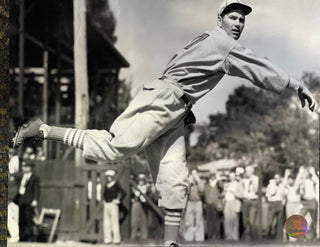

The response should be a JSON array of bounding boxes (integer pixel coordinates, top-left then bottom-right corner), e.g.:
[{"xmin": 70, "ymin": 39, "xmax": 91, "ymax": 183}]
[
  {"xmin": 218, "ymin": 0, "xmax": 252, "ymax": 16},
  {"xmin": 137, "ymin": 173, "xmax": 146, "ymax": 180},
  {"xmin": 104, "ymin": 170, "xmax": 116, "ymax": 177},
  {"xmin": 235, "ymin": 167, "xmax": 245, "ymax": 175}
]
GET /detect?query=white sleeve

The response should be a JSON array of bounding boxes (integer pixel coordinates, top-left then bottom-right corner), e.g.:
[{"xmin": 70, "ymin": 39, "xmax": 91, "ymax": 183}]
[{"xmin": 224, "ymin": 45, "xmax": 293, "ymax": 94}]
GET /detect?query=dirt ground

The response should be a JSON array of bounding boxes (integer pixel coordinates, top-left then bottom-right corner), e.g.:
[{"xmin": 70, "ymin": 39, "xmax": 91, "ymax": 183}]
[{"xmin": 7, "ymin": 239, "xmax": 320, "ymax": 247}]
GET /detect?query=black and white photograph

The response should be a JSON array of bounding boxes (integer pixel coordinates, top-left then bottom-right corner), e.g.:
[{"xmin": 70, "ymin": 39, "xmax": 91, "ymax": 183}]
[{"xmin": 5, "ymin": 0, "xmax": 320, "ymax": 246}]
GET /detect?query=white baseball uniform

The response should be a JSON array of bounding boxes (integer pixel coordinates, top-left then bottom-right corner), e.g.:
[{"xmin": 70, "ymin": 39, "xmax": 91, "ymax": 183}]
[{"xmin": 47, "ymin": 26, "xmax": 299, "ymax": 210}]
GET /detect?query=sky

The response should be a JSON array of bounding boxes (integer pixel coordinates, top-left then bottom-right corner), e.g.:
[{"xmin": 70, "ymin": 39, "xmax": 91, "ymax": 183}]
[{"xmin": 109, "ymin": 0, "xmax": 320, "ymax": 124}]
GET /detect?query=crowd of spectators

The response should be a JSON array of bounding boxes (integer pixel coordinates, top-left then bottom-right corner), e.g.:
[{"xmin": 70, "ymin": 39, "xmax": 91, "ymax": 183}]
[
  {"xmin": 8, "ymin": 147, "xmax": 43, "ymax": 243},
  {"xmin": 8, "ymin": 147, "xmax": 319, "ymax": 243},
  {"xmin": 180, "ymin": 165, "xmax": 319, "ymax": 242}
]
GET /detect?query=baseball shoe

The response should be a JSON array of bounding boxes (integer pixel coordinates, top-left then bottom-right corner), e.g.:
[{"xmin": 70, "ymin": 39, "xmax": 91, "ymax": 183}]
[
  {"xmin": 12, "ymin": 118, "xmax": 44, "ymax": 148},
  {"xmin": 170, "ymin": 243, "xmax": 180, "ymax": 247}
]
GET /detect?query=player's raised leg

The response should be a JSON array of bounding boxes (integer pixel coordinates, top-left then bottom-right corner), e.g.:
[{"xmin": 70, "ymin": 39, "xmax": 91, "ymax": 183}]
[{"xmin": 12, "ymin": 79, "xmax": 187, "ymax": 164}]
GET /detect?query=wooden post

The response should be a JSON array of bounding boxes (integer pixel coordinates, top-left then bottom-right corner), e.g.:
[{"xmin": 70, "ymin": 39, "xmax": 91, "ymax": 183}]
[
  {"xmin": 114, "ymin": 69, "xmax": 119, "ymax": 116},
  {"xmin": 55, "ymin": 45, "xmax": 62, "ymax": 158},
  {"xmin": 18, "ymin": 0, "xmax": 25, "ymax": 119},
  {"xmin": 73, "ymin": 0, "xmax": 89, "ymax": 166},
  {"xmin": 43, "ymin": 50, "xmax": 49, "ymax": 157}
]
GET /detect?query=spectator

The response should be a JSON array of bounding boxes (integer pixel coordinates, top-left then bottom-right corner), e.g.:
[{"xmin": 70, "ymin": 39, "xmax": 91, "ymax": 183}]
[
  {"xmin": 35, "ymin": 146, "xmax": 46, "ymax": 161},
  {"xmin": 183, "ymin": 169, "xmax": 205, "ymax": 242},
  {"xmin": 241, "ymin": 165, "xmax": 259, "ymax": 240},
  {"xmin": 316, "ymin": 169, "xmax": 319, "ymax": 240},
  {"xmin": 265, "ymin": 173, "xmax": 285, "ymax": 240},
  {"xmin": 235, "ymin": 167, "xmax": 245, "ymax": 239},
  {"xmin": 204, "ymin": 170, "xmax": 223, "ymax": 240},
  {"xmin": 223, "ymin": 172, "xmax": 241, "ymax": 240},
  {"xmin": 14, "ymin": 162, "xmax": 40, "ymax": 242},
  {"xmin": 283, "ymin": 169, "xmax": 302, "ymax": 242},
  {"xmin": 8, "ymin": 150, "xmax": 20, "ymax": 243},
  {"xmin": 22, "ymin": 147, "xmax": 36, "ymax": 161},
  {"xmin": 102, "ymin": 170, "xmax": 126, "ymax": 245},
  {"xmin": 131, "ymin": 173, "xmax": 149, "ymax": 240},
  {"xmin": 147, "ymin": 180, "xmax": 163, "ymax": 240},
  {"xmin": 299, "ymin": 165, "xmax": 318, "ymax": 240},
  {"xmin": 8, "ymin": 148, "xmax": 19, "ymax": 174},
  {"xmin": 283, "ymin": 169, "xmax": 302, "ymax": 218}
]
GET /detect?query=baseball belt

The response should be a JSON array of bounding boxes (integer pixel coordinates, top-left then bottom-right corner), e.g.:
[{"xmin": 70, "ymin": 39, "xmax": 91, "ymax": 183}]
[{"xmin": 180, "ymin": 94, "xmax": 196, "ymax": 126}]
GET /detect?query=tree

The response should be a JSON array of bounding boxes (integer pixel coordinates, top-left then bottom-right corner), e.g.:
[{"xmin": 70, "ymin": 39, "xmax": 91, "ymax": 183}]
[{"xmin": 189, "ymin": 72, "xmax": 319, "ymax": 181}]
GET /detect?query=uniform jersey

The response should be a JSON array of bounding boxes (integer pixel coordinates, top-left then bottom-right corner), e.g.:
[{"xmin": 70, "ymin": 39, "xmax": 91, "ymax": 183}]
[
  {"xmin": 162, "ymin": 27, "xmax": 291, "ymax": 104},
  {"xmin": 45, "ymin": 25, "xmax": 302, "ymax": 211}
]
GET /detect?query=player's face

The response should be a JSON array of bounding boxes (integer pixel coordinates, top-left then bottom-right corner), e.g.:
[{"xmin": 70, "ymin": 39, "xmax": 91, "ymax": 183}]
[
  {"xmin": 22, "ymin": 165, "xmax": 32, "ymax": 173},
  {"xmin": 219, "ymin": 9, "xmax": 245, "ymax": 40},
  {"xmin": 274, "ymin": 174, "xmax": 281, "ymax": 184},
  {"xmin": 106, "ymin": 175, "xmax": 113, "ymax": 182},
  {"xmin": 288, "ymin": 178, "xmax": 294, "ymax": 186}
]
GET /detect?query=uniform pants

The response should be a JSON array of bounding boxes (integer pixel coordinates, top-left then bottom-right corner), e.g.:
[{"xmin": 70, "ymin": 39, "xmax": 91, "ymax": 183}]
[
  {"xmin": 183, "ymin": 201, "xmax": 204, "ymax": 242},
  {"xmin": 131, "ymin": 201, "xmax": 148, "ymax": 240},
  {"xmin": 241, "ymin": 199, "xmax": 258, "ymax": 240},
  {"xmin": 84, "ymin": 79, "xmax": 190, "ymax": 210},
  {"xmin": 103, "ymin": 201, "xmax": 121, "ymax": 244},
  {"xmin": 205, "ymin": 203, "xmax": 221, "ymax": 240},
  {"xmin": 224, "ymin": 200, "xmax": 239, "ymax": 240},
  {"xmin": 8, "ymin": 202, "xmax": 19, "ymax": 241},
  {"xmin": 267, "ymin": 201, "xmax": 284, "ymax": 240}
]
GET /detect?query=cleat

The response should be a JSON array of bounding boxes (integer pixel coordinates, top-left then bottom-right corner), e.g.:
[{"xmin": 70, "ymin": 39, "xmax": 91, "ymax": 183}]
[
  {"xmin": 170, "ymin": 243, "xmax": 180, "ymax": 247},
  {"xmin": 13, "ymin": 118, "xmax": 44, "ymax": 148}
]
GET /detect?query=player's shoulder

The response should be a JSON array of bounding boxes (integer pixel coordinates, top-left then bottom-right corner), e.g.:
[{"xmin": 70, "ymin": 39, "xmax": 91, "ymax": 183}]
[{"xmin": 206, "ymin": 27, "xmax": 238, "ymax": 47}]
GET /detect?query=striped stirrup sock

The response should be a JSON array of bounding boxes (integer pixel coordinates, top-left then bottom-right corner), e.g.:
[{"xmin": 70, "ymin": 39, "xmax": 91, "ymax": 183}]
[
  {"xmin": 164, "ymin": 208, "xmax": 182, "ymax": 227},
  {"xmin": 41, "ymin": 125, "xmax": 86, "ymax": 150},
  {"xmin": 164, "ymin": 208, "xmax": 182, "ymax": 245}
]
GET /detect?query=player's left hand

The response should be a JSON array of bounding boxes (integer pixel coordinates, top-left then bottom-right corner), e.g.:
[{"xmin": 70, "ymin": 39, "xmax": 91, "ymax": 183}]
[{"xmin": 298, "ymin": 83, "xmax": 317, "ymax": 112}]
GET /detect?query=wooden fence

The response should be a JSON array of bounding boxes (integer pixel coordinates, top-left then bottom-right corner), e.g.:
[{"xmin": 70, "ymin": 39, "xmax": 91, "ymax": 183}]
[
  {"xmin": 34, "ymin": 160, "xmax": 82, "ymax": 241},
  {"xmin": 33, "ymin": 159, "xmax": 131, "ymax": 242}
]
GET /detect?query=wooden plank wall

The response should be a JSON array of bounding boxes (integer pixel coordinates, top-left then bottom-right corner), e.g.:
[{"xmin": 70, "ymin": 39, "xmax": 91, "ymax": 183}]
[
  {"xmin": 33, "ymin": 160, "xmax": 83, "ymax": 241},
  {"xmin": 33, "ymin": 159, "xmax": 131, "ymax": 242}
]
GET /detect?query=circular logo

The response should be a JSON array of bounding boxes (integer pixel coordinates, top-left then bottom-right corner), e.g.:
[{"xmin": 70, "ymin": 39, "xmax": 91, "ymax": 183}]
[{"xmin": 285, "ymin": 215, "xmax": 308, "ymax": 238}]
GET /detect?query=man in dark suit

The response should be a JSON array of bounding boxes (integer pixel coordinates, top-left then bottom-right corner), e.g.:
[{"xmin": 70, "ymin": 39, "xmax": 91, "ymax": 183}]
[{"xmin": 14, "ymin": 162, "xmax": 40, "ymax": 241}]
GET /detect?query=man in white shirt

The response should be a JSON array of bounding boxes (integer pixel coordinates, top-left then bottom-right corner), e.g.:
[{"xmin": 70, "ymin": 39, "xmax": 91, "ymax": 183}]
[
  {"xmin": 131, "ymin": 173, "xmax": 149, "ymax": 240},
  {"xmin": 266, "ymin": 173, "xmax": 285, "ymax": 240},
  {"xmin": 283, "ymin": 169, "xmax": 302, "ymax": 218},
  {"xmin": 223, "ymin": 172, "xmax": 241, "ymax": 240},
  {"xmin": 241, "ymin": 166, "xmax": 259, "ymax": 240},
  {"xmin": 8, "ymin": 148, "xmax": 20, "ymax": 243},
  {"xmin": 299, "ymin": 166, "xmax": 318, "ymax": 240},
  {"xmin": 183, "ymin": 169, "xmax": 205, "ymax": 242}
]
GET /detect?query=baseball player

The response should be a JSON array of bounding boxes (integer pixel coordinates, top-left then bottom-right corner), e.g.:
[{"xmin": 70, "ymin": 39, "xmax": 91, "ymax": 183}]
[{"xmin": 13, "ymin": 1, "xmax": 317, "ymax": 246}]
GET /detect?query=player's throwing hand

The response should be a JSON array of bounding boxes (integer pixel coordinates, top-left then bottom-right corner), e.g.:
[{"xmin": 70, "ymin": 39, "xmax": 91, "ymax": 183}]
[{"xmin": 298, "ymin": 83, "xmax": 317, "ymax": 112}]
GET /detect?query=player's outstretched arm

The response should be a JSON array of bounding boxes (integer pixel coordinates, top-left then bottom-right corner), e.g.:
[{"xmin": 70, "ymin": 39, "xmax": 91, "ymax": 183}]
[{"xmin": 225, "ymin": 45, "xmax": 317, "ymax": 113}]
